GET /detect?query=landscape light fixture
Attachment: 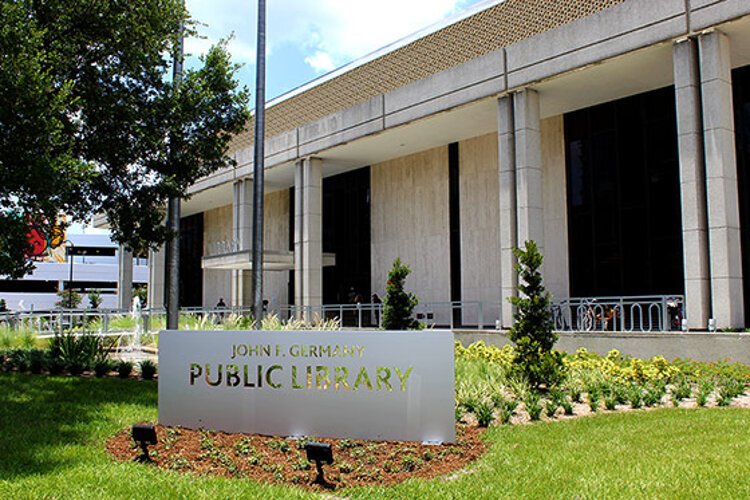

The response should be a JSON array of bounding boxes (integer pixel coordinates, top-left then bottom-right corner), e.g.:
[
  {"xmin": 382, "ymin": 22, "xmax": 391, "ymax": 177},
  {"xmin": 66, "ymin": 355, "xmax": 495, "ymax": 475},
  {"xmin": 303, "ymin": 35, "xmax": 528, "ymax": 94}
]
[
  {"xmin": 131, "ymin": 424, "xmax": 158, "ymax": 463},
  {"xmin": 305, "ymin": 441, "xmax": 334, "ymax": 485}
]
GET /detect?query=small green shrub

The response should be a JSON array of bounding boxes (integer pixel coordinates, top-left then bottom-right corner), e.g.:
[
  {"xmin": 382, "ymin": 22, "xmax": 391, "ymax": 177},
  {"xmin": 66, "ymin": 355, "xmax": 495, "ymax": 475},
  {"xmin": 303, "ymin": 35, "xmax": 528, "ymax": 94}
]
[
  {"xmin": 381, "ymin": 258, "xmax": 420, "ymax": 330},
  {"xmin": 117, "ymin": 361, "xmax": 133, "ymax": 379},
  {"xmin": 140, "ymin": 360, "xmax": 157, "ymax": 380},
  {"xmin": 9, "ymin": 349, "xmax": 30, "ymax": 372},
  {"xmin": 498, "ymin": 398, "xmax": 519, "ymax": 425},
  {"xmin": 508, "ymin": 241, "xmax": 566, "ymax": 390},
  {"xmin": 525, "ymin": 392, "xmax": 543, "ymax": 421},
  {"xmin": 475, "ymin": 400, "xmax": 495, "ymax": 427},
  {"xmin": 587, "ymin": 387, "xmax": 601, "ymax": 412},
  {"xmin": 545, "ymin": 398, "xmax": 558, "ymax": 418},
  {"xmin": 45, "ymin": 352, "xmax": 65, "ymax": 375},
  {"xmin": 560, "ymin": 397, "xmax": 574, "ymax": 416},
  {"xmin": 94, "ymin": 360, "xmax": 112, "ymax": 378},
  {"xmin": 569, "ymin": 386, "xmax": 583, "ymax": 404},
  {"xmin": 671, "ymin": 378, "xmax": 692, "ymax": 407},
  {"xmin": 401, "ymin": 454, "xmax": 422, "ymax": 472},
  {"xmin": 696, "ymin": 379, "xmax": 715, "ymax": 407},
  {"xmin": 628, "ymin": 384, "xmax": 643, "ymax": 409},
  {"xmin": 28, "ymin": 349, "xmax": 45, "ymax": 374},
  {"xmin": 268, "ymin": 440, "xmax": 289, "ymax": 453},
  {"xmin": 604, "ymin": 394, "xmax": 618, "ymax": 411}
]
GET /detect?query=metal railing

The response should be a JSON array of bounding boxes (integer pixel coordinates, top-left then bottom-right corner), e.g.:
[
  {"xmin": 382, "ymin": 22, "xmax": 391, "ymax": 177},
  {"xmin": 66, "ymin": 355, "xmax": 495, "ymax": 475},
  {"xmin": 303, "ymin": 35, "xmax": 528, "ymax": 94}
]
[
  {"xmin": 1, "ymin": 295, "xmax": 687, "ymax": 335},
  {"xmin": 551, "ymin": 295, "xmax": 685, "ymax": 333}
]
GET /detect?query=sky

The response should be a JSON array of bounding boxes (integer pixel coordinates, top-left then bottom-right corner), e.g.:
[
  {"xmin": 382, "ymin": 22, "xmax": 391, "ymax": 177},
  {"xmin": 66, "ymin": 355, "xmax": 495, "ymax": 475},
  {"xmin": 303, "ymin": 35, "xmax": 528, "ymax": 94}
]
[
  {"xmin": 73, "ymin": 0, "xmax": 490, "ymax": 234},
  {"xmin": 183, "ymin": 0, "xmax": 489, "ymax": 100}
]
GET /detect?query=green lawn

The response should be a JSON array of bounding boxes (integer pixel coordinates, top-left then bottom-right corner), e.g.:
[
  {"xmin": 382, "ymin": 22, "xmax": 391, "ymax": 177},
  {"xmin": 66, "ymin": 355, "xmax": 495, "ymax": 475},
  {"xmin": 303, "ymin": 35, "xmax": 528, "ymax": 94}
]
[{"xmin": 1, "ymin": 374, "xmax": 749, "ymax": 499}]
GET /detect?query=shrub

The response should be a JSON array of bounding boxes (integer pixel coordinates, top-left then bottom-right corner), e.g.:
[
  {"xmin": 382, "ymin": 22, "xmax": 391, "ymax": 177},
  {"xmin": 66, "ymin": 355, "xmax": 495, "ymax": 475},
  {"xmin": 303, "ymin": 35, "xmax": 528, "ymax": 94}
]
[
  {"xmin": 140, "ymin": 360, "xmax": 157, "ymax": 380},
  {"xmin": 55, "ymin": 289, "xmax": 82, "ymax": 309},
  {"xmin": 87, "ymin": 290, "xmax": 102, "ymax": 309},
  {"xmin": 9, "ymin": 349, "xmax": 30, "ymax": 372},
  {"xmin": 45, "ymin": 352, "xmax": 65, "ymax": 375},
  {"xmin": 52, "ymin": 332, "xmax": 106, "ymax": 375},
  {"xmin": 587, "ymin": 387, "xmax": 601, "ymax": 412},
  {"xmin": 475, "ymin": 401, "xmax": 495, "ymax": 427},
  {"xmin": 671, "ymin": 377, "xmax": 692, "ymax": 407},
  {"xmin": 525, "ymin": 392, "xmax": 543, "ymax": 421},
  {"xmin": 498, "ymin": 398, "xmax": 519, "ymax": 425},
  {"xmin": 508, "ymin": 241, "xmax": 566, "ymax": 389},
  {"xmin": 381, "ymin": 258, "xmax": 420, "ymax": 330},
  {"xmin": 117, "ymin": 361, "xmax": 133, "ymax": 379},
  {"xmin": 696, "ymin": 379, "xmax": 715, "ymax": 407},
  {"xmin": 94, "ymin": 360, "xmax": 112, "ymax": 378},
  {"xmin": 545, "ymin": 398, "xmax": 559, "ymax": 418},
  {"xmin": 628, "ymin": 384, "xmax": 643, "ymax": 409},
  {"xmin": 28, "ymin": 349, "xmax": 45, "ymax": 374},
  {"xmin": 560, "ymin": 397, "xmax": 574, "ymax": 416}
]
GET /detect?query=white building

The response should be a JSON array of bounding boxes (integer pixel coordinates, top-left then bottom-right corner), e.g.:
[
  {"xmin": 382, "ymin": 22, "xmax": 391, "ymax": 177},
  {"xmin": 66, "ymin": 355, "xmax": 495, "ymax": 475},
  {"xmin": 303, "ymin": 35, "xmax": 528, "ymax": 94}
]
[{"xmin": 0, "ymin": 234, "xmax": 147, "ymax": 311}]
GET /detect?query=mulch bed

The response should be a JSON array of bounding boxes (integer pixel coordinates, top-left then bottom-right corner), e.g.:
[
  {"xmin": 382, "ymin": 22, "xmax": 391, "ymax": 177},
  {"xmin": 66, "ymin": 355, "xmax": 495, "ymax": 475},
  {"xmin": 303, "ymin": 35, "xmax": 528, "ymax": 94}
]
[{"xmin": 106, "ymin": 424, "xmax": 486, "ymax": 491}]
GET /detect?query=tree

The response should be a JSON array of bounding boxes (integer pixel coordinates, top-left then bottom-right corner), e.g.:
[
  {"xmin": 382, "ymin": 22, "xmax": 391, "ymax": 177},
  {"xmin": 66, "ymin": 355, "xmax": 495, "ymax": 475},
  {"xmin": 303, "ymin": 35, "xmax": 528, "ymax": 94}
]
[
  {"xmin": 56, "ymin": 289, "xmax": 82, "ymax": 310},
  {"xmin": 0, "ymin": 0, "xmax": 250, "ymax": 278},
  {"xmin": 87, "ymin": 290, "xmax": 102, "ymax": 309},
  {"xmin": 382, "ymin": 258, "xmax": 420, "ymax": 330},
  {"xmin": 508, "ymin": 241, "xmax": 565, "ymax": 389}
]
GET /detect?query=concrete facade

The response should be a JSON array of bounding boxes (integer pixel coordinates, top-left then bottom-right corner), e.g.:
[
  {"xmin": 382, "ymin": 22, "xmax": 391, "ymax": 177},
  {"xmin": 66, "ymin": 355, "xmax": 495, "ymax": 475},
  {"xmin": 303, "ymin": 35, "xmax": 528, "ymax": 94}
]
[
  {"xmin": 165, "ymin": 0, "xmax": 750, "ymax": 335},
  {"xmin": 371, "ymin": 147, "xmax": 452, "ymax": 325}
]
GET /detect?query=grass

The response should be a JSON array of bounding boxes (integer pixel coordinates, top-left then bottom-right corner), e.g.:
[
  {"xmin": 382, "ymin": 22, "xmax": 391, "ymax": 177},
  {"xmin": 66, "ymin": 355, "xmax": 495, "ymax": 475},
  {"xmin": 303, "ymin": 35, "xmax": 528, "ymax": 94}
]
[{"xmin": 2, "ymin": 374, "xmax": 750, "ymax": 498}]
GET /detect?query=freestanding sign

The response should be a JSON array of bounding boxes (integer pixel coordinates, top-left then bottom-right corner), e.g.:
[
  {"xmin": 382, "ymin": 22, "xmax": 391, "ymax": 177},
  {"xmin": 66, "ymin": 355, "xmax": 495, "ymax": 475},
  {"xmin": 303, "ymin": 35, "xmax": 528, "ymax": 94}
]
[{"xmin": 158, "ymin": 330, "xmax": 455, "ymax": 443}]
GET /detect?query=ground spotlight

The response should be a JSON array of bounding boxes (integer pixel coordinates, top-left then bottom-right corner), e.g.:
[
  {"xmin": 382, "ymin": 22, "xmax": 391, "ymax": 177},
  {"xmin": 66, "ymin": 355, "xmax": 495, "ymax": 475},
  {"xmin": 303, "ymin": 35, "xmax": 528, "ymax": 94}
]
[
  {"xmin": 305, "ymin": 441, "xmax": 333, "ymax": 485},
  {"xmin": 131, "ymin": 424, "xmax": 157, "ymax": 463}
]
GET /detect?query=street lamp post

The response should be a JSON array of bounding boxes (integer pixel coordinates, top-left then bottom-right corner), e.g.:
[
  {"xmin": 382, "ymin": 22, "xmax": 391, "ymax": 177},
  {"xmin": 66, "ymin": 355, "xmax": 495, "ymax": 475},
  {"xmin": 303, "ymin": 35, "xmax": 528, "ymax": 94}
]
[{"xmin": 251, "ymin": 0, "xmax": 267, "ymax": 326}]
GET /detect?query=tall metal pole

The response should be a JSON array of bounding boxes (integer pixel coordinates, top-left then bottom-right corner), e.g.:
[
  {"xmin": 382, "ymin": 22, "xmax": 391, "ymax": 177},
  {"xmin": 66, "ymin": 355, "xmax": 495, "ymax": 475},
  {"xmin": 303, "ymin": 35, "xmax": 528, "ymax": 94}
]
[
  {"xmin": 165, "ymin": 15, "xmax": 185, "ymax": 330},
  {"xmin": 251, "ymin": 0, "xmax": 267, "ymax": 325},
  {"xmin": 67, "ymin": 241, "xmax": 75, "ymax": 309}
]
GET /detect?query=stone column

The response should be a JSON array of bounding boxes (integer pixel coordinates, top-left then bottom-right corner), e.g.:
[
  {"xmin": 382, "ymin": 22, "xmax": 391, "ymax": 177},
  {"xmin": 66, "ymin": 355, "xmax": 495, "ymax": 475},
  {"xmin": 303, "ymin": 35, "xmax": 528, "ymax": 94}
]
[
  {"xmin": 513, "ymin": 89, "xmax": 544, "ymax": 250},
  {"xmin": 117, "ymin": 245, "xmax": 133, "ymax": 310},
  {"xmin": 699, "ymin": 30, "xmax": 744, "ymax": 328},
  {"xmin": 294, "ymin": 160, "xmax": 304, "ymax": 315},
  {"xmin": 673, "ymin": 37, "xmax": 711, "ymax": 330},
  {"xmin": 294, "ymin": 158, "xmax": 323, "ymax": 318},
  {"xmin": 497, "ymin": 95, "xmax": 517, "ymax": 328},
  {"xmin": 232, "ymin": 179, "xmax": 254, "ymax": 307},
  {"xmin": 148, "ymin": 247, "xmax": 165, "ymax": 309},
  {"xmin": 303, "ymin": 158, "xmax": 323, "ymax": 315}
]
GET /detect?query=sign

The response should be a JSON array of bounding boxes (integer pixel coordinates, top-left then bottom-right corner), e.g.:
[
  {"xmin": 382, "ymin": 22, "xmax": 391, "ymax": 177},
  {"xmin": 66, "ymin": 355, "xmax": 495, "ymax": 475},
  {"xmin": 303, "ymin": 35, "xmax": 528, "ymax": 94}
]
[{"xmin": 159, "ymin": 330, "xmax": 455, "ymax": 443}]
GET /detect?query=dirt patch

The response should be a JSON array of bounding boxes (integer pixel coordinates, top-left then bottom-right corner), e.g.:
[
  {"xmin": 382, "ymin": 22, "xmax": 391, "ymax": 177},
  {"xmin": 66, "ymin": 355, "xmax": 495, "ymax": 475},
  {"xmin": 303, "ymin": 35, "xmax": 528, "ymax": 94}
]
[{"xmin": 106, "ymin": 424, "xmax": 486, "ymax": 491}]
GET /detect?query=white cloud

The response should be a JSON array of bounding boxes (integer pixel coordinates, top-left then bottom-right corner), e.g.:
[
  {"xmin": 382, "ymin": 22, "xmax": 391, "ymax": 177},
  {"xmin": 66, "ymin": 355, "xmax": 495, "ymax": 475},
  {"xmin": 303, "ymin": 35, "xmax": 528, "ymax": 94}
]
[
  {"xmin": 304, "ymin": 51, "xmax": 336, "ymax": 73},
  {"xmin": 269, "ymin": 0, "xmax": 470, "ymax": 73},
  {"xmin": 186, "ymin": 0, "xmax": 474, "ymax": 73}
]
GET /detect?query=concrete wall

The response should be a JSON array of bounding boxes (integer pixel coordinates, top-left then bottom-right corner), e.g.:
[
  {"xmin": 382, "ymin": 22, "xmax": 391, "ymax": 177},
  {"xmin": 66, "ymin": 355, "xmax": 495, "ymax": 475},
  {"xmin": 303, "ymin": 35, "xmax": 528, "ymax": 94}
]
[
  {"xmin": 541, "ymin": 115, "xmax": 570, "ymax": 300},
  {"xmin": 455, "ymin": 330, "xmax": 750, "ymax": 365},
  {"xmin": 203, "ymin": 205, "xmax": 233, "ymax": 308},
  {"xmin": 263, "ymin": 189, "xmax": 291, "ymax": 312},
  {"xmin": 371, "ymin": 146, "xmax": 451, "ymax": 323},
  {"xmin": 459, "ymin": 133, "xmax": 501, "ymax": 324}
]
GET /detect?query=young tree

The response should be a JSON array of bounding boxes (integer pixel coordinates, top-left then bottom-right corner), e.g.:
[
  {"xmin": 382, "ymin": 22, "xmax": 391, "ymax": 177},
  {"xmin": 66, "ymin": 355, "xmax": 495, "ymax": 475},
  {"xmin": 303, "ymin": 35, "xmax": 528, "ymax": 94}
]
[
  {"xmin": 382, "ymin": 258, "xmax": 420, "ymax": 330},
  {"xmin": 508, "ymin": 241, "xmax": 565, "ymax": 389},
  {"xmin": 0, "ymin": 0, "xmax": 250, "ymax": 278}
]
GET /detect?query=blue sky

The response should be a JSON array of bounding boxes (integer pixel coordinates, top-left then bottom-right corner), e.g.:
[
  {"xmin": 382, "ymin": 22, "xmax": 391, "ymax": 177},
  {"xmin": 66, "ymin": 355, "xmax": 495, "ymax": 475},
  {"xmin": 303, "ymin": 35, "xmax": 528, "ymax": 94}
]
[{"xmin": 184, "ymin": 0, "xmax": 489, "ymax": 100}]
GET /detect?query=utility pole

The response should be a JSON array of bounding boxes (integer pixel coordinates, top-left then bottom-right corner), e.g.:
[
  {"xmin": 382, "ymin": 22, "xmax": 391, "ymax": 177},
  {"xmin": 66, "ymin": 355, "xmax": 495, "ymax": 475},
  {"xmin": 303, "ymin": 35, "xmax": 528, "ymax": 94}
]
[
  {"xmin": 165, "ymin": 14, "xmax": 185, "ymax": 330},
  {"xmin": 251, "ymin": 0, "xmax": 267, "ymax": 325}
]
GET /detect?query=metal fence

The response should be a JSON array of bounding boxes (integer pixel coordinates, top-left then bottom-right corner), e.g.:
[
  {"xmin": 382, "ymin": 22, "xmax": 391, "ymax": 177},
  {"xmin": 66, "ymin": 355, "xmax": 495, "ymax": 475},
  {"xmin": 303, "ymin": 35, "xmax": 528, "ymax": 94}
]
[{"xmin": 1, "ymin": 295, "xmax": 686, "ymax": 334}]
